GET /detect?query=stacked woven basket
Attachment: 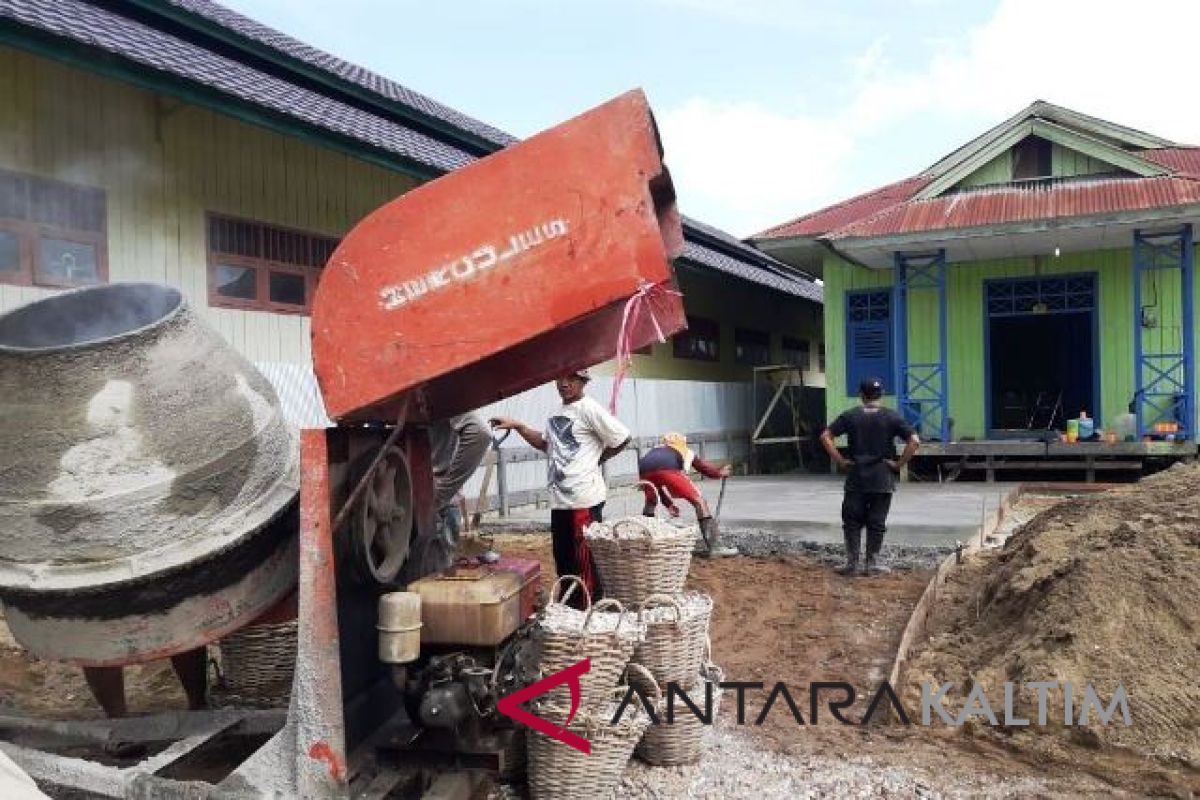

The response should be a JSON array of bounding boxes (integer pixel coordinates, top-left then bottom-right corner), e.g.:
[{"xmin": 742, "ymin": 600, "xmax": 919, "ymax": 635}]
[{"xmin": 525, "ymin": 516, "xmax": 723, "ymax": 799}]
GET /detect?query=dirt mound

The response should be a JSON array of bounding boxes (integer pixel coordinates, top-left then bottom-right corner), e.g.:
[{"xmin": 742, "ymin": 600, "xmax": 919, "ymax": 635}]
[{"xmin": 905, "ymin": 464, "xmax": 1200, "ymax": 767}]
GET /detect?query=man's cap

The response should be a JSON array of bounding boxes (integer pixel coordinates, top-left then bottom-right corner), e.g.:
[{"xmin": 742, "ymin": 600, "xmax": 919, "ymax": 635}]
[
  {"xmin": 566, "ymin": 367, "xmax": 591, "ymax": 382},
  {"xmin": 859, "ymin": 377, "xmax": 885, "ymax": 397}
]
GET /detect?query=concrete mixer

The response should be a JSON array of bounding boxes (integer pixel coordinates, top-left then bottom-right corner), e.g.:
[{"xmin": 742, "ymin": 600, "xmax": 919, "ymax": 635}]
[{"xmin": 0, "ymin": 89, "xmax": 685, "ymax": 799}]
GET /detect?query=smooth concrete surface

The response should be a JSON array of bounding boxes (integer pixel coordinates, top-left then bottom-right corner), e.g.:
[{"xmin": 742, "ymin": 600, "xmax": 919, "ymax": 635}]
[{"xmin": 489, "ymin": 475, "xmax": 1019, "ymax": 548}]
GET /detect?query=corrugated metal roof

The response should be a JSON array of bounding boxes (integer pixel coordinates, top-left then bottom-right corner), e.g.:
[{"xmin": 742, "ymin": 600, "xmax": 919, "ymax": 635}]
[
  {"xmin": 829, "ymin": 176, "xmax": 1200, "ymax": 240},
  {"xmin": 753, "ymin": 175, "xmax": 930, "ymax": 240},
  {"xmin": 1137, "ymin": 147, "xmax": 1200, "ymax": 178},
  {"xmin": 255, "ymin": 361, "xmax": 333, "ymax": 428},
  {"xmin": 756, "ymin": 109, "xmax": 1200, "ymax": 245}
]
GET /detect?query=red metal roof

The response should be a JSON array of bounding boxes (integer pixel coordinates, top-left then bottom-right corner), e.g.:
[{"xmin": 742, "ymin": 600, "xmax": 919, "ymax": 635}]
[
  {"xmin": 753, "ymin": 175, "xmax": 930, "ymax": 239},
  {"xmin": 755, "ymin": 146, "xmax": 1200, "ymax": 244},
  {"xmin": 1137, "ymin": 147, "xmax": 1200, "ymax": 178},
  {"xmin": 828, "ymin": 176, "xmax": 1200, "ymax": 240}
]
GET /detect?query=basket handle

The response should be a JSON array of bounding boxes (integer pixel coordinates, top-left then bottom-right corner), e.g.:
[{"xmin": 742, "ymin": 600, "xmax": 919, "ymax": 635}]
[
  {"xmin": 549, "ymin": 575, "xmax": 591, "ymax": 610},
  {"xmin": 612, "ymin": 517, "xmax": 655, "ymax": 538},
  {"xmin": 624, "ymin": 662, "xmax": 663, "ymax": 702},
  {"xmin": 637, "ymin": 593, "xmax": 684, "ymax": 629},
  {"xmin": 582, "ymin": 597, "xmax": 627, "ymax": 634},
  {"xmin": 635, "ymin": 480, "xmax": 668, "ymax": 520}
]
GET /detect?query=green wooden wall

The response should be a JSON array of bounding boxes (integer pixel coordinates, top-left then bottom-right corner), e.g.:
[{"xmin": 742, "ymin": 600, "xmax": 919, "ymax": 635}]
[
  {"xmin": 958, "ymin": 142, "xmax": 1118, "ymax": 189},
  {"xmin": 824, "ymin": 247, "xmax": 1199, "ymax": 436}
]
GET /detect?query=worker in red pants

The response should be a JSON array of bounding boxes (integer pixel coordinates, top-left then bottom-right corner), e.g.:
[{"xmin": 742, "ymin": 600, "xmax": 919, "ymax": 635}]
[{"xmin": 639, "ymin": 432, "xmax": 737, "ymax": 558}]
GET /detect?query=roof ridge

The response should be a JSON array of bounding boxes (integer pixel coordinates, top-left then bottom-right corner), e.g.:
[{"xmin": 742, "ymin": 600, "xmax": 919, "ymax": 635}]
[{"xmin": 155, "ymin": 0, "xmax": 517, "ymax": 150}]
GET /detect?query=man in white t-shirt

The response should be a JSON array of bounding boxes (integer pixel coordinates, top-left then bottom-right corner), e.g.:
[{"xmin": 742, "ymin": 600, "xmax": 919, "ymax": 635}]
[{"xmin": 490, "ymin": 368, "xmax": 631, "ymax": 607}]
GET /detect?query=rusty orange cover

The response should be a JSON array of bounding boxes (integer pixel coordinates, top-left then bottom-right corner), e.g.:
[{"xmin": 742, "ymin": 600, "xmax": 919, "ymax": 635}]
[{"xmin": 311, "ymin": 90, "xmax": 684, "ymax": 422}]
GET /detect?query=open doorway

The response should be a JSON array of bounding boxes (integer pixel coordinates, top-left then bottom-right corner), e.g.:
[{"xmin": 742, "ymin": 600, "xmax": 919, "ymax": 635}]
[{"xmin": 985, "ymin": 274, "xmax": 1098, "ymax": 436}]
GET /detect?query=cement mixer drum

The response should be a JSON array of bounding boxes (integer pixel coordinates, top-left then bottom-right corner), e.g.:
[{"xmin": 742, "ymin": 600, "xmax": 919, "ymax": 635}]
[{"xmin": 0, "ymin": 284, "xmax": 299, "ymax": 664}]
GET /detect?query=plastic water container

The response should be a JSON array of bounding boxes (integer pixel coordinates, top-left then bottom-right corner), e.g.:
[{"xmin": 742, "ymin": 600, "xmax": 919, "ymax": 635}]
[
  {"xmin": 1066, "ymin": 418, "xmax": 1080, "ymax": 442},
  {"xmin": 1078, "ymin": 412, "xmax": 1094, "ymax": 440}
]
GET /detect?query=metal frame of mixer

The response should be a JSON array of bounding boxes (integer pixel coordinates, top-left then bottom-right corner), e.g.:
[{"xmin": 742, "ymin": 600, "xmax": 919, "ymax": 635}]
[{"xmin": 0, "ymin": 418, "xmax": 502, "ymax": 799}]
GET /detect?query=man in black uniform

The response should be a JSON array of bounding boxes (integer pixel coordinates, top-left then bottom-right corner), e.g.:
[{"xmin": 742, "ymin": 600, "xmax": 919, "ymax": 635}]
[{"xmin": 819, "ymin": 377, "xmax": 920, "ymax": 576}]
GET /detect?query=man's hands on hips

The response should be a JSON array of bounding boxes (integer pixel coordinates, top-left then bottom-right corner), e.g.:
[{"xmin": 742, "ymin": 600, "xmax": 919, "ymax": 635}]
[{"xmin": 833, "ymin": 453, "xmax": 854, "ymax": 471}]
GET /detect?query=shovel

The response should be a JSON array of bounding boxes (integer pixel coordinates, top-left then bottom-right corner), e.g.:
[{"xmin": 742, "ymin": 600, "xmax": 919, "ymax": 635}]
[
  {"xmin": 469, "ymin": 428, "xmax": 511, "ymax": 536},
  {"xmin": 695, "ymin": 475, "xmax": 729, "ymax": 554}
]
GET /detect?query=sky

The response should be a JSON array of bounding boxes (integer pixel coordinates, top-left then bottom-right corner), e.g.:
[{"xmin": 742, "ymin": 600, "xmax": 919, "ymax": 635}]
[{"xmin": 223, "ymin": 0, "xmax": 1200, "ymax": 238}]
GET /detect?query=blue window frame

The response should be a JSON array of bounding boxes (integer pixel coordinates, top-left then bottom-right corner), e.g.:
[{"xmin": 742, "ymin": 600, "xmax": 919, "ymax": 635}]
[{"xmin": 845, "ymin": 289, "xmax": 893, "ymax": 396}]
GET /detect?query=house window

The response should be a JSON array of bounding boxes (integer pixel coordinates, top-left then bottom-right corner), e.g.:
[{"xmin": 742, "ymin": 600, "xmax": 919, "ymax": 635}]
[
  {"xmin": 0, "ymin": 168, "xmax": 107, "ymax": 289},
  {"xmin": 1012, "ymin": 136, "xmax": 1053, "ymax": 181},
  {"xmin": 845, "ymin": 289, "xmax": 893, "ymax": 396},
  {"xmin": 819, "ymin": 342, "xmax": 826, "ymax": 372},
  {"xmin": 782, "ymin": 336, "xmax": 810, "ymax": 369},
  {"xmin": 673, "ymin": 316, "xmax": 720, "ymax": 361},
  {"xmin": 734, "ymin": 327, "xmax": 771, "ymax": 366},
  {"xmin": 207, "ymin": 214, "xmax": 339, "ymax": 314}
]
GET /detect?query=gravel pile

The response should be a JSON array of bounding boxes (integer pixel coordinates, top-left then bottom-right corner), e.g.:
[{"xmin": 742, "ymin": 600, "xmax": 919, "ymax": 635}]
[
  {"xmin": 720, "ymin": 528, "xmax": 952, "ymax": 570},
  {"xmin": 615, "ymin": 726, "xmax": 1050, "ymax": 799}
]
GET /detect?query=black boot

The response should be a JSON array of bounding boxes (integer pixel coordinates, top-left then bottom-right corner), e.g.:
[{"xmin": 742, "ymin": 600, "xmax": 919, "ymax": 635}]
[
  {"xmin": 697, "ymin": 517, "xmax": 737, "ymax": 558},
  {"xmin": 835, "ymin": 529, "xmax": 861, "ymax": 575},
  {"xmin": 864, "ymin": 531, "xmax": 890, "ymax": 575}
]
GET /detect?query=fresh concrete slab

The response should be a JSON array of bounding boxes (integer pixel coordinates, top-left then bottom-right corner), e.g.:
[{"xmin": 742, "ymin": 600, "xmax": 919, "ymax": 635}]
[{"xmin": 487, "ymin": 474, "xmax": 1019, "ymax": 550}]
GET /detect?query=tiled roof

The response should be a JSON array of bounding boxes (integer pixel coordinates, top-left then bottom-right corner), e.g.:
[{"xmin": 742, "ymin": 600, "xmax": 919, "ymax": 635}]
[
  {"xmin": 829, "ymin": 175, "xmax": 1200, "ymax": 241},
  {"xmin": 0, "ymin": 0, "xmax": 820, "ymax": 302},
  {"xmin": 681, "ymin": 237, "xmax": 823, "ymax": 302},
  {"xmin": 162, "ymin": 0, "xmax": 518, "ymax": 149},
  {"xmin": 0, "ymin": 0, "xmax": 474, "ymax": 174}
]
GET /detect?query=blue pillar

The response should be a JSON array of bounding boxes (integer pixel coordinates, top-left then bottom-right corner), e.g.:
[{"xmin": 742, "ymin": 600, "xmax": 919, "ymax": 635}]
[
  {"xmin": 1133, "ymin": 225, "xmax": 1195, "ymax": 439},
  {"xmin": 893, "ymin": 250, "xmax": 950, "ymax": 441}
]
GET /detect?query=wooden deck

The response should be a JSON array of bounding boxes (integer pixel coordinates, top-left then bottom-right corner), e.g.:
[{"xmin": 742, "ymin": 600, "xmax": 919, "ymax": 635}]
[{"xmin": 912, "ymin": 439, "xmax": 1197, "ymax": 482}]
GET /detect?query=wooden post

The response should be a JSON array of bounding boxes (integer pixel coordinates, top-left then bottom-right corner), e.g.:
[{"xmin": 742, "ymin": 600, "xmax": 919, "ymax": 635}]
[{"xmin": 497, "ymin": 449, "xmax": 509, "ymax": 517}]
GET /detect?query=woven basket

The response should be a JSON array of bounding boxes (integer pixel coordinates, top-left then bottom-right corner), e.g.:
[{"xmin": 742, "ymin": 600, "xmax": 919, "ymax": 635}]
[
  {"xmin": 527, "ymin": 692, "xmax": 651, "ymax": 800},
  {"xmin": 584, "ymin": 517, "xmax": 697, "ymax": 606},
  {"xmin": 211, "ymin": 620, "xmax": 297, "ymax": 708},
  {"xmin": 532, "ymin": 576, "xmax": 644, "ymax": 712},
  {"xmin": 630, "ymin": 592, "xmax": 713, "ymax": 690},
  {"xmin": 635, "ymin": 660, "xmax": 724, "ymax": 766}
]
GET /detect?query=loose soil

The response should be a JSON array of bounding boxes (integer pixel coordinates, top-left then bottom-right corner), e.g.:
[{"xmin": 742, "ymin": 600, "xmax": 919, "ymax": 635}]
[
  {"xmin": 3, "ymin": 508, "xmax": 1196, "ymax": 797},
  {"xmin": 905, "ymin": 467, "xmax": 1200, "ymax": 797},
  {"xmin": 471, "ymin": 528, "xmax": 1159, "ymax": 797}
]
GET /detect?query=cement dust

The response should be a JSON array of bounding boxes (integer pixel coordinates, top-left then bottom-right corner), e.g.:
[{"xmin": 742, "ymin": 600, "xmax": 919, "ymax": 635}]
[{"xmin": 906, "ymin": 464, "xmax": 1200, "ymax": 781}]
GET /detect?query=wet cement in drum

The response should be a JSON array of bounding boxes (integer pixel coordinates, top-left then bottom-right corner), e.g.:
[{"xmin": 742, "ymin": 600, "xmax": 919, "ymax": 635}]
[{"xmin": 0, "ymin": 284, "xmax": 297, "ymax": 583}]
